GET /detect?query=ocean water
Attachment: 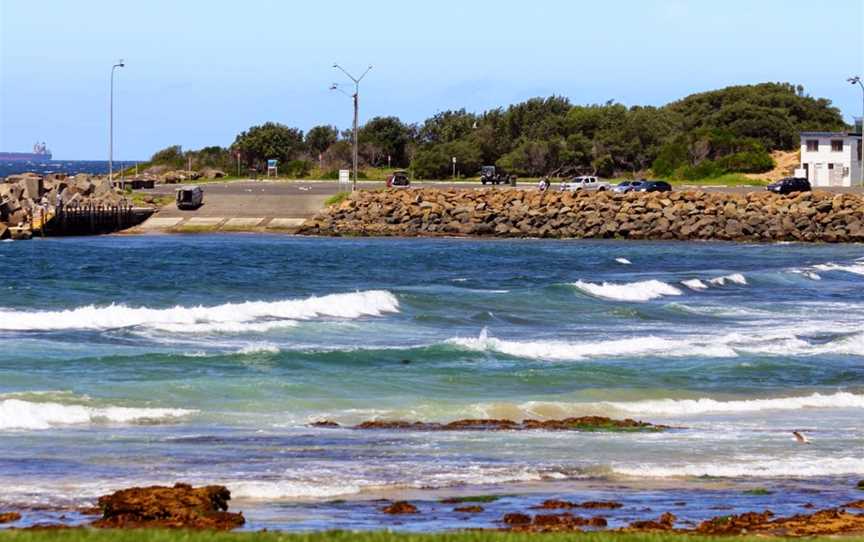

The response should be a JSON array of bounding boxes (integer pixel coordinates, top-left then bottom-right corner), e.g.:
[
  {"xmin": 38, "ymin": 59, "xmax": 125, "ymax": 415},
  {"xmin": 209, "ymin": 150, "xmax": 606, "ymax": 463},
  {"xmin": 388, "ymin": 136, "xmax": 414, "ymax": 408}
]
[
  {"xmin": 0, "ymin": 235, "xmax": 863, "ymax": 530},
  {"xmin": 0, "ymin": 160, "xmax": 139, "ymax": 178}
]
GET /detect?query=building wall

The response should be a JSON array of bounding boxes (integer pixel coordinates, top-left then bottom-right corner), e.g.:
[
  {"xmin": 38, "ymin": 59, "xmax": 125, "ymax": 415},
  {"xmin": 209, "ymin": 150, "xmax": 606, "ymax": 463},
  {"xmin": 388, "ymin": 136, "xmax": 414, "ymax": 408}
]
[{"xmin": 799, "ymin": 135, "xmax": 862, "ymax": 187}]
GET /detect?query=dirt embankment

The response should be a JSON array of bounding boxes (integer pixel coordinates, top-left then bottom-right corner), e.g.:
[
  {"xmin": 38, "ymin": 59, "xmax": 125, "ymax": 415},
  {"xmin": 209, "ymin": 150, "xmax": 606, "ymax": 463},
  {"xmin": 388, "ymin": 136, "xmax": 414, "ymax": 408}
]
[{"xmin": 299, "ymin": 187, "xmax": 864, "ymax": 243}]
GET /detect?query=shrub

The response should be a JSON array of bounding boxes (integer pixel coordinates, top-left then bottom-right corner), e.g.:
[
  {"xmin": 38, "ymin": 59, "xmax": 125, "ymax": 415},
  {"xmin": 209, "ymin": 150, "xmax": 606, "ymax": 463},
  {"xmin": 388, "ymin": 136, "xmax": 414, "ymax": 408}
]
[{"xmin": 717, "ymin": 150, "xmax": 775, "ymax": 173}]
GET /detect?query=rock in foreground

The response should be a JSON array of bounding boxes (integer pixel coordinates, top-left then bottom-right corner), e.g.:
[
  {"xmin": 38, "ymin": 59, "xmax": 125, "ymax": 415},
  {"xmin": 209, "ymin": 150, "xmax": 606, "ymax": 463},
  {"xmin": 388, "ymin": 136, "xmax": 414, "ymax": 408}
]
[
  {"xmin": 0, "ymin": 512, "xmax": 21, "ymax": 524},
  {"xmin": 91, "ymin": 483, "xmax": 244, "ymax": 530}
]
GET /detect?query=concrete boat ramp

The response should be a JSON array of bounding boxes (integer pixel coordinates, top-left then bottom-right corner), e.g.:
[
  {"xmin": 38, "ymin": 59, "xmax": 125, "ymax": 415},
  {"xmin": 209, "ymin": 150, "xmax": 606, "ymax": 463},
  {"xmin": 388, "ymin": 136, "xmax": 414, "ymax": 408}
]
[{"xmin": 130, "ymin": 180, "xmax": 331, "ymax": 234}]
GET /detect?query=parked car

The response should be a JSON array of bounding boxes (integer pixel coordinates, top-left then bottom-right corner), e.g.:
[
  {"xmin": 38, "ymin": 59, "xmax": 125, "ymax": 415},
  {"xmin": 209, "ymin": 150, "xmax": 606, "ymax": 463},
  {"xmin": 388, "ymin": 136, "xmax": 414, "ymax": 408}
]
[
  {"xmin": 637, "ymin": 180, "xmax": 672, "ymax": 193},
  {"xmin": 613, "ymin": 180, "xmax": 646, "ymax": 193},
  {"xmin": 386, "ymin": 171, "xmax": 411, "ymax": 188},
  {"xmin": 766, "ymin": 177, "xmax": 811, "ymax": 195},
  {"xmin": 480, "ymin": 165, "xmax": 514, "ymax": 185},
  {"xmin": 560, "ymin": 176, "xmax": 612, "ymax": 192},
  {"xmin": 176, "ymin": 186, "xmax": 203, "ymax": 209}
]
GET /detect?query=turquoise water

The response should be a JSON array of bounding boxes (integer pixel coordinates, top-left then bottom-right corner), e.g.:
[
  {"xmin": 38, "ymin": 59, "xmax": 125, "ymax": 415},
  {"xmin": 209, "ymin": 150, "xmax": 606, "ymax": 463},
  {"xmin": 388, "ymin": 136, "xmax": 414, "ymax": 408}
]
[{"xmin": 0, "ymin": 235, "xmax": 862, "ymax": 530}]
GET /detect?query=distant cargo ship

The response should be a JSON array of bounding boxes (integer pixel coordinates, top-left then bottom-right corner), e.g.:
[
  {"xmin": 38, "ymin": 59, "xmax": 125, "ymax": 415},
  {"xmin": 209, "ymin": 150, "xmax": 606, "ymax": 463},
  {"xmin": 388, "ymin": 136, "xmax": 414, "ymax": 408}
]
[{"xmin": 0, "ymin": 142, "xmax": 52, "ymax": 161}]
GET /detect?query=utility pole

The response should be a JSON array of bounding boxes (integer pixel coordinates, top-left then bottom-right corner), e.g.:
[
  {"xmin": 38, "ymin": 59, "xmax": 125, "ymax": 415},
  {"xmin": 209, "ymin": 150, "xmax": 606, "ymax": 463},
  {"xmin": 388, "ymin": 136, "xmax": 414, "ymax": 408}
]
[
  {"xmin": 108, "ymin": 59, "xmax": 125, "ymax": 182},
  {"xmin": 848, "ymin": 76, "xmax": 864, "ymax": 185},
  {"xmin": 331, "ymin": 63, "xmax": 372, "ymax": 192}
]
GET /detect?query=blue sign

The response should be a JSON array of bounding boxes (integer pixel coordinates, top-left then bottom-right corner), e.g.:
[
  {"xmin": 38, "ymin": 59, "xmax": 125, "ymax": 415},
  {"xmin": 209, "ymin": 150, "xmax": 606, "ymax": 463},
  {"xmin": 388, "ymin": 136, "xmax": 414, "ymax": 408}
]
[{"xmin": 267, "ymin": 159, "xmax": 278, "ymax": 167}]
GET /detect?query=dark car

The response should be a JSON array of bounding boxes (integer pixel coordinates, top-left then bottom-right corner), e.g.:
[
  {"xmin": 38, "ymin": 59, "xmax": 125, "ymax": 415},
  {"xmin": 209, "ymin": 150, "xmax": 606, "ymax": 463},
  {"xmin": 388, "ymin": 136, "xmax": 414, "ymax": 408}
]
[
  {"xmin": 386, "ymin": 171, "xmax": 411, "ymax": 188},
  {"xmin": 176, "ymin": 186, "xmax": 204, "ymax": 209},
  {"xmin": 638, "ymin": 180, "xmax": 672, "ymax": 193},
  {"xmin": 766, "ymin": 177, "xmax": 811, "ymax": 195}
]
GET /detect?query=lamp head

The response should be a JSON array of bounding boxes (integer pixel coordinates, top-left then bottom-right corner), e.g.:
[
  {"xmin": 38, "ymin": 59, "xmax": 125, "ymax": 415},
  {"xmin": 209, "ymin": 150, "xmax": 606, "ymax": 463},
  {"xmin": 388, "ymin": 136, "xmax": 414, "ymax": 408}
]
[{"xmin": 849, "ymin": 76, "xmax": 861, "ymax": 84}]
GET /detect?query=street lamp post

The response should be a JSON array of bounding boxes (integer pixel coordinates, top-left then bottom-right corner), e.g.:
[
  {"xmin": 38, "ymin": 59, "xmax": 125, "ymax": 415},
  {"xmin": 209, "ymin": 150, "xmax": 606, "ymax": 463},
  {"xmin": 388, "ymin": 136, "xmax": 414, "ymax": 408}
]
[
  {"xmin": 849, "ymin": 76, "xmax": 864, "ymax": 185},
  {"xmin": 109, "ymin": 59, "xmax": 125, "ymax": 182},
  {"xmin": 331, "ymin": 63, "xmax": 372, "ymax": 192}
]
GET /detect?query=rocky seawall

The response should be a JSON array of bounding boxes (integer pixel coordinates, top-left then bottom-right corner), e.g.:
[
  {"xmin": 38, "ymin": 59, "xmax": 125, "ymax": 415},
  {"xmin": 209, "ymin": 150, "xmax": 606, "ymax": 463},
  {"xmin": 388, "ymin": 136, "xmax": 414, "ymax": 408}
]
[
  {"xmin": 299, "ymin": 188, "xmax": 864, "ymax": 242},
  {"xmin": 0, "ymin": 172, "xmax": 142, "ymax": 239}
]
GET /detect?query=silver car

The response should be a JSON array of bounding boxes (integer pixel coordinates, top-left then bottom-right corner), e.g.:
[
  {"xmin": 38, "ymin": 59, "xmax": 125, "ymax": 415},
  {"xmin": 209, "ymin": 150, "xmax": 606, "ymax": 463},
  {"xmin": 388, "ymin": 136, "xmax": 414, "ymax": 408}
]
[{"xmin": 560, "ymin": 176, "xmax": 612, "ymax": 192}]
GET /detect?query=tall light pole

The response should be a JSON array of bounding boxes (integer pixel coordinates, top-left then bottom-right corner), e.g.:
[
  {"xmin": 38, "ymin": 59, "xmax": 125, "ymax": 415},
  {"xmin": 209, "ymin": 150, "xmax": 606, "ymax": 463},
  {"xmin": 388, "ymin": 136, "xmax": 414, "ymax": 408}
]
[
  {"xmin": 331, "ymin": 63, "xmax": 372, "ymax": 192},
  {"xmin": 109, "ymin": 59, "xmax": 125, "ymax": 181},
  {"xmin": 849, "ymin": 76, "xmax": 864, "ymax": 185}
]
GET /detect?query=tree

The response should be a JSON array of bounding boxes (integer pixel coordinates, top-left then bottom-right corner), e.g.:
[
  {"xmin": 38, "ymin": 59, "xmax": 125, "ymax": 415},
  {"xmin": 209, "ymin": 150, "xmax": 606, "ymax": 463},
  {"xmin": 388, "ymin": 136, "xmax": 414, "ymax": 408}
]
[
  {"xmin": 418, "ymin": 109, "xmax": 477, "ymax": 145},
  {"xmin": 150, "ymin": 145, "xmax": 185, "ymax": 168},
  {"xmin": 232, "ymin": 122, "xmax": 305, "ymax": 167},
  {"xmin": 358, "ymin": 116, "xmax": 413, "ymax": 167},
  {"xmin": 305, "ymin": 125, "xmax": 338, "ymax": 156}
]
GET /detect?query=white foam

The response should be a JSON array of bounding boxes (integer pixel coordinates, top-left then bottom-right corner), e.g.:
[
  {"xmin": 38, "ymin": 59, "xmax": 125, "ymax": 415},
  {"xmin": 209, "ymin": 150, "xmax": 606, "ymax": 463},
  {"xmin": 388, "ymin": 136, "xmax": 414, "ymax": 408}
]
[
  {"xmin": 0, "ymin": 399, "xmax": 195, "ymax": 430},
  {"xmin": 813, "ymin": 262, "xmax": 864, "ymax": 275},
  {"xmin": 236, "ymin": 343, "xmax": 281, "ymax": 355},
  {"xmin": 612, "ymin": 456, "xmax": 864, "ymax": 478},
  {"xmin": 606, "ymin": 391, "xmax": 864, "ymax": 416},
  {"xmin": 681, "ymin": 279, "xmax": 708, "ymax": 290},
  {"xmin": 615, "ymin": 257, "xmax": 632, "ymax": 265},
  {"xmin": 449, "ymin": 329, "xmax": 737, "ymax": 361},
  {"xmin": 0, "ymin": 290, "xmax": 399, "ymax": 332},
  {"xmin": 571, "ymin": 279, "xmax": 682, "ymax": 302},
  {"xmin": 709, "ymin": 273, "xmax": 747, "ymax": 286},
  {"xmin": 230, "ymin": 480, "xmax": 361, "ymax": 500}
]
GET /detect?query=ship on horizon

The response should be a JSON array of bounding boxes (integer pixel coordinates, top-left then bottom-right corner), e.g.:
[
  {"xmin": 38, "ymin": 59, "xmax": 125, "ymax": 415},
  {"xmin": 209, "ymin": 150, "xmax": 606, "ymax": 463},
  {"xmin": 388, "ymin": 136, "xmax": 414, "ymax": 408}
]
[{"xmin": 0, "ymin": 142, "xmax": 52, "ymax": 162}]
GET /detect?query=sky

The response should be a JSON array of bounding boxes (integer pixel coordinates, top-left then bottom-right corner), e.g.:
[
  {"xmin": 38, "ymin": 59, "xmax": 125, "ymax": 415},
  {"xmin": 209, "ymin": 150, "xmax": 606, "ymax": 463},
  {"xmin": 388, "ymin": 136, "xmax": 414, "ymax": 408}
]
[{"xmin": 0, "ymin": 0, "xmax": 862, "ymax": 160}]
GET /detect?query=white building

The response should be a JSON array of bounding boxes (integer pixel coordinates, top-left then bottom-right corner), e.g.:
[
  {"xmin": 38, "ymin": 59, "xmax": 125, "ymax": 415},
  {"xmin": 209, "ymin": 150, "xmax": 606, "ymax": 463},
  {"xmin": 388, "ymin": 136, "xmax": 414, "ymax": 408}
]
[{"xmin": 796, "ymin": 132, "xmax": 863, "ymax": 187}]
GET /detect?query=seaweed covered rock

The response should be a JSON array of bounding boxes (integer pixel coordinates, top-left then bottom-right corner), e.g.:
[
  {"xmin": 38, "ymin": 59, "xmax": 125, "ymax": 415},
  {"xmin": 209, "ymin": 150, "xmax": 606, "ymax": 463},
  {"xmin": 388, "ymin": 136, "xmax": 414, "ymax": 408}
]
[
  {"xmin": 0, "ymin": 512, "xmax": 21, "ymax": 524},
  {"xmin": 91, "ymin": 483, "xmax": 244, "ymax": 530},
  {"xmin": 381, "ymin": 501, "xmax": 418, "ymax": 514},
  {"xmin": 314, "ymin": 416, "xmax": 666, "ymax": 433}
]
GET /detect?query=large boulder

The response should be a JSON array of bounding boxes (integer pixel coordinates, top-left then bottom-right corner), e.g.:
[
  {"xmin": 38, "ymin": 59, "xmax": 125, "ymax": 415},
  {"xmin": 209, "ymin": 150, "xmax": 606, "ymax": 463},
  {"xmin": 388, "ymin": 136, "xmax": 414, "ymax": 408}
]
[
  {"xmin": 91, "ymin": 483, "xmax": 244, "ymax": 531},
  {"xmin": 73, "ymin": 174, "xmax": 94, "ymax": 195},
  {"xmin": 200, "ymin": 167, "xmax": 226, "ymax": 179}
]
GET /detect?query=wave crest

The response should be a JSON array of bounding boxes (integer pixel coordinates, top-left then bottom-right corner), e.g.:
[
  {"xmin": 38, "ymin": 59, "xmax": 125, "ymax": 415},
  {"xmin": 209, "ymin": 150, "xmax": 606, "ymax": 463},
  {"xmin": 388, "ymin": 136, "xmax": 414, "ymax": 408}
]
[
  {"xmin": 0, "ymin": 398, "xmax": 195, "ymax": 430},
  {"xmin": 572, "ymin": 279, "xmax": 682, "ymax": 302},
  {"xmin": 0, "ymin": 290, "xmax": 399, "ymax": 332}
]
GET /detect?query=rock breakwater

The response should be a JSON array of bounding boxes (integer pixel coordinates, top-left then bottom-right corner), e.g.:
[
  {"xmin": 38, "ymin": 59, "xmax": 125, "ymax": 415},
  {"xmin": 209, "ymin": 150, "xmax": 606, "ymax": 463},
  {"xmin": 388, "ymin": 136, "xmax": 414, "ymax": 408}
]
[{"xmin": 299, "ymin": 188, "xmax": 864, "ymax": 242}]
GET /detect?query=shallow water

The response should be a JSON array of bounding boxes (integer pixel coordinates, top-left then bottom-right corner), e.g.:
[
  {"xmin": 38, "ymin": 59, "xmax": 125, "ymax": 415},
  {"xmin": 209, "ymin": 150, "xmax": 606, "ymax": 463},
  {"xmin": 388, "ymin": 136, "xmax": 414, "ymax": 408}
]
[{"xmin": 1, "ymin": 235, "xmax": 862, "ymax": 529}]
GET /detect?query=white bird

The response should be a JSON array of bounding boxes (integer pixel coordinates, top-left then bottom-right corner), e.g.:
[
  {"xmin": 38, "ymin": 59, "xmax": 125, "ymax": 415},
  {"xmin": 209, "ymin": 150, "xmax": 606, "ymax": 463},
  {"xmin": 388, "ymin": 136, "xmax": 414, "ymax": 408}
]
[{"xmin": 792, "ymin": 431, "xmax": 810, "ymax": 444}]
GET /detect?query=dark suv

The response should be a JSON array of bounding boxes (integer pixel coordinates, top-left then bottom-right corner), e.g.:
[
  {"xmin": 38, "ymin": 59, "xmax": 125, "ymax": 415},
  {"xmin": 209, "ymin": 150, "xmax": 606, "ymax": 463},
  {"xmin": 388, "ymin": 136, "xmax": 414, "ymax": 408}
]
[
  {"xmin": 766, "ymin": 177, "xmax": 811, "ymax": 195},
  {"xmin": 639, "ymin": 180, "xmax": 672, "ymax": 193}
]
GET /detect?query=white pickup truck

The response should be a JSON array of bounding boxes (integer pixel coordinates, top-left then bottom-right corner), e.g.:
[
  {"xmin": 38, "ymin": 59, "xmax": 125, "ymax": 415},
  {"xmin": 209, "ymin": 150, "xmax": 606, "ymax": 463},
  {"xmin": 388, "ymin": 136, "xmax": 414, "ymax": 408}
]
[{"xmin": 560, "ymin": 176, "xmax": 612, "ymax": 192}]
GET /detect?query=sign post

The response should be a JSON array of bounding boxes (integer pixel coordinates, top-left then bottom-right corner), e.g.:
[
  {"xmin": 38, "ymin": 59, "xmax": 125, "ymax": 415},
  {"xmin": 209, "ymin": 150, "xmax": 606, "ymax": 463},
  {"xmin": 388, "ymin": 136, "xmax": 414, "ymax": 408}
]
[
  {"xmin": 267, "ymin": 159, "xmax": 278, "ymax": 177},
  {"xmin": 452, "ymin": 156, "xmax": 457, "ymax": 179},
  {"xmin": 338, "ymin": 169, "xmax": 350, "ymax": 188}
]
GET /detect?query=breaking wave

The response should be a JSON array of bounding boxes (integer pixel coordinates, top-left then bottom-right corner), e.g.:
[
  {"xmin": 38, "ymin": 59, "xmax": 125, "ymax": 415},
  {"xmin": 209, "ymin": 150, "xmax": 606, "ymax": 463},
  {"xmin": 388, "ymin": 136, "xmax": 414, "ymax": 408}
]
[
  {"xmin": 708, "ymin": 273, "xmax": 747, "ymax": 286},
  {"xmin": 0, "ymin": 290, "xmax": 399, "ymax": 332},
  {"xmin": 0, "ymin": 398, "xmax": 195, "ymax": 430},
  {"xmin": 605, "ymin": 391, "xmax": 864, "ymax": 416},
  {"xmin": 812, "ymin": 262, "xmax": 864, "ymax": 275},
  {"xmin": 448, "ymin": 328, "xmax": 736, "ymax": 361},
  {"xmin": 571, "ymin": 279, "xmax": 683, "ymax": 302}
]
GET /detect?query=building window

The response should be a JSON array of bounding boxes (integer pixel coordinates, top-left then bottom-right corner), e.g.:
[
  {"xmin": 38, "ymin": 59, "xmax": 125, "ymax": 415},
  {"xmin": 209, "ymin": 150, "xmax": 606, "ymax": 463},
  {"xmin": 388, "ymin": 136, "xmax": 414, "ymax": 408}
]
[
  {"xmin": 831, "ymin": 140, "xmax": 844, "ymax": 152},
  {"xmin": 806, "ymin": 140, "xmax": 819, "ymax": 152},
  {"xmin": 828, "ymin": 163, "xmax": 834, "ymax": 170}
]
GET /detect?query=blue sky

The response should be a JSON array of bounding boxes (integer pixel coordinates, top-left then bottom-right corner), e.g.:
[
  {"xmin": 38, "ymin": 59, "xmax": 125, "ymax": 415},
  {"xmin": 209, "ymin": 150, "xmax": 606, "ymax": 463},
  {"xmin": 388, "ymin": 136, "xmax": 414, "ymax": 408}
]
[{"xmin": 1, "ymin": 0, "xmax": 862, "ymax": 160}]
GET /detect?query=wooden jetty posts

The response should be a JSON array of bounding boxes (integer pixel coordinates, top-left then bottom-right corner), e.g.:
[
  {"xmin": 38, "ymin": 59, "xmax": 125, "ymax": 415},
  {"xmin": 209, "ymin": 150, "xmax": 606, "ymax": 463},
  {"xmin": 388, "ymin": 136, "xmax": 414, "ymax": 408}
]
[{"xmin": 40, "ymin": 203, "xmax": 154, "ymax": 236}]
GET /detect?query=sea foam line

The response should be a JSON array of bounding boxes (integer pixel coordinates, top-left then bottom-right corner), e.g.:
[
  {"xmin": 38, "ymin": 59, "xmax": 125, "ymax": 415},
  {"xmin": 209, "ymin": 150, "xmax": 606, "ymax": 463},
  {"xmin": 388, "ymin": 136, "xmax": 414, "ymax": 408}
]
[
  {"xmin": 611, "ymin": 456, "xmax": 864, "ymax": 478},
  {"xmin": 0, "ymin": 290, "xmax": 399, "ymax": 332},
  {"xmin": 448, "ymin": 328, "xmax": 737, "ymax": 361}
]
